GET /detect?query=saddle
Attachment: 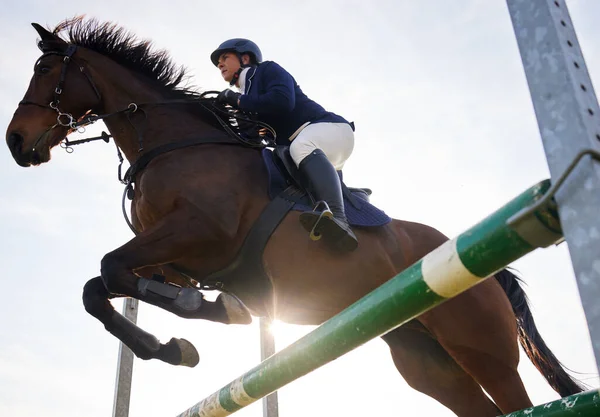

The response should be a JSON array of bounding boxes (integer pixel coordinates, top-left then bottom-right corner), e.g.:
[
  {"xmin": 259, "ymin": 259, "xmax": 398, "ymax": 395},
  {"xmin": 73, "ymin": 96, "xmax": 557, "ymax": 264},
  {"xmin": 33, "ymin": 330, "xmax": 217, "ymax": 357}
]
[
  {"xmin": 272, "ymin": 146, "xmax": 372, "ymax": 205},
  {"xmin": 266, "ymin": 147, "xmax": 390, "ymax": 226},
  {"xmin": 199, "ymin": 146, "xmax": 391, "ymax": 316}
]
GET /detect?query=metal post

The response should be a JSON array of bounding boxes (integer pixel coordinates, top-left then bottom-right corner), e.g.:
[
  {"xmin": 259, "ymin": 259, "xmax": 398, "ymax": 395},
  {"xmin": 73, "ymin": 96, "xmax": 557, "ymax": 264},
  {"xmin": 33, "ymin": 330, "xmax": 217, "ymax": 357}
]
[
  {"xmin": 112, "ymin": 298, "xmax": 139, "ymax": 417},
  {"xmin": 507, "ymin": 0, "xmax": 600, "ymax": 374},
  {"xmin": 259, "ymin": 317, "xmax": 279, "ymax": 417}
]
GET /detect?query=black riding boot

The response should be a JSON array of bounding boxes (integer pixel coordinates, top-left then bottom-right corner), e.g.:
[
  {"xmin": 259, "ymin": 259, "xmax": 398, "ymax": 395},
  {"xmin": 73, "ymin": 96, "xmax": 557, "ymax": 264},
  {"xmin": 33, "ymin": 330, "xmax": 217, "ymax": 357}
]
[{"xmin": 298, "ymin": 149, "xmax": 358, "ymax": 252}]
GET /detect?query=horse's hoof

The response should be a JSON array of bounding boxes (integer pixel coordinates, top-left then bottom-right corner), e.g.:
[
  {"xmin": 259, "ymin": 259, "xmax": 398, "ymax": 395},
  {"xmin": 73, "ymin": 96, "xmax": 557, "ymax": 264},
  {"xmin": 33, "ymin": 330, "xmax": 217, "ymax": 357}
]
[
  {"xmin": 160, "ymin": 337, "xmax": 200, "ymax": 367},
  {"xmin": 218, "ymin": 293, "xmax": 252, "ymax": 325},
  {"xmin": 174, "ymin": 338, "xmax": 200, "ymax": 367}
]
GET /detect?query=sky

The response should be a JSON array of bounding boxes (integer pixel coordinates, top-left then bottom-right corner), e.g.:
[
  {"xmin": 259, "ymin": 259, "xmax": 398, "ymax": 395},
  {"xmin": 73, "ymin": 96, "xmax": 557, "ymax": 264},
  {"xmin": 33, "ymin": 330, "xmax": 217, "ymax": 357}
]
[{"xmin": 0, "ymin": 1, "xmax": 599, "ymax": 416}]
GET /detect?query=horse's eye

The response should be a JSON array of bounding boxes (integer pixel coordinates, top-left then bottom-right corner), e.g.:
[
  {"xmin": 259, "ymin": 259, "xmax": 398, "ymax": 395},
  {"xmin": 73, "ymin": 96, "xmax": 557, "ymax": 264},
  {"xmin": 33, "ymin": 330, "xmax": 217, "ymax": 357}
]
[{"xmin": 35, "ymin": 65, "xmax": 51, "ymax": 75}]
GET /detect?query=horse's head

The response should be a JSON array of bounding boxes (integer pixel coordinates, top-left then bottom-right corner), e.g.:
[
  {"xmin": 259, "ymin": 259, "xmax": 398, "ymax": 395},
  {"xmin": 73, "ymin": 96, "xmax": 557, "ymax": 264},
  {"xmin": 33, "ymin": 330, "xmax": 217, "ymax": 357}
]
[{"xmin": 6, "ymin": 23, "xmax": 101, "ymax": 166}]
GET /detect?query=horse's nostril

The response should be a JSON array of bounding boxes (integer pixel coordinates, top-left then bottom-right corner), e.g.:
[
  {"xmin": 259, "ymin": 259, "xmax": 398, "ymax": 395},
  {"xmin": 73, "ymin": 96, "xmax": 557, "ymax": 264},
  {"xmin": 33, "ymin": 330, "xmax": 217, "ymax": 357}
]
[{"xmin": 7, "ymin": 132, "xmax": 24, "ymax": 154}]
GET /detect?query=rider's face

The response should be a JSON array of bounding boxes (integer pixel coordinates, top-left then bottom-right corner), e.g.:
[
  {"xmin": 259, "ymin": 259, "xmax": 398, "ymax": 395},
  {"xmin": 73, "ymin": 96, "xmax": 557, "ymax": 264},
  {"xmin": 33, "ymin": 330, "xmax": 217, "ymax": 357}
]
[{"xmin": 217, "ymin": 52, "xmax": 241, "ymax": 83}]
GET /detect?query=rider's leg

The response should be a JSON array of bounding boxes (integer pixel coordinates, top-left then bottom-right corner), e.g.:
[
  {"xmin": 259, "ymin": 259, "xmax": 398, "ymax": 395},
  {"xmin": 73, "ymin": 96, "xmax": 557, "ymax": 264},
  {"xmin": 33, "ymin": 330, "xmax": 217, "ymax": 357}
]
[
  {"xmin": 290, "ymin": 122, "xmax": 357, "ymax": 252},
  {"xmin": 289, "ymin": 122, "xmax": 354, "ymax": 171}
]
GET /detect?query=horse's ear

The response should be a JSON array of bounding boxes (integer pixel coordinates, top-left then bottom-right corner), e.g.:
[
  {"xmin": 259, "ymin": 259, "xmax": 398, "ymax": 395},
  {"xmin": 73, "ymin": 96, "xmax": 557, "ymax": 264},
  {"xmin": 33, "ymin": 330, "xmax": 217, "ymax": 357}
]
[
  {"xmin": 31, "ymin": 23, "xmax": 66, "ymax": 52},
  {"xmin": 32, "ymin": 23, "xmax": 58, "ymax": 41}
]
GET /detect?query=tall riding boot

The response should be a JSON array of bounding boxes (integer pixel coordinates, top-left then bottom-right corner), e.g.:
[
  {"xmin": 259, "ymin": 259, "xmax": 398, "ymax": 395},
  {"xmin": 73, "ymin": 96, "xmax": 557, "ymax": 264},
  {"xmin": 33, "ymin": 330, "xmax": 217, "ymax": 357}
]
[{"xmin": 298, "ymin": 149, "xmax": 358, "ymax": 252}]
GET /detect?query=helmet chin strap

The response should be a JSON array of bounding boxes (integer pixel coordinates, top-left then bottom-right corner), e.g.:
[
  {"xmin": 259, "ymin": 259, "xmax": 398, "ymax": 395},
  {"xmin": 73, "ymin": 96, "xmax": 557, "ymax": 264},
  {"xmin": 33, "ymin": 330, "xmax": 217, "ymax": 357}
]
[
  {"xmin": 229, "ymin": 54, "xmax": 252, "ymax": 87},
  {"xmin": 229, "ymin": 67, "xmax": 244, "ymax": 87}
]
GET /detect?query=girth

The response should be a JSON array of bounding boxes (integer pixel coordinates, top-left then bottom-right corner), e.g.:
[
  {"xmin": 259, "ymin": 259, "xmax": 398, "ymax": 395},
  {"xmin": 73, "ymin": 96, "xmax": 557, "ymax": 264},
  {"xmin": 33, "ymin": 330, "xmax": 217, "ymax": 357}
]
[{"xmin": 201, "ymin": 187, "xmax": 300, "ymax": 316}]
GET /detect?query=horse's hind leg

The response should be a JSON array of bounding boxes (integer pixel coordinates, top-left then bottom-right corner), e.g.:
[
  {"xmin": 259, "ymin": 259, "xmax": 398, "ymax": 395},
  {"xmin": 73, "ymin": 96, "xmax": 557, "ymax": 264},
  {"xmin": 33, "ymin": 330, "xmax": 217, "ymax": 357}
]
[
  {"xmin": 420, "ymin": 278, "xmax": 533, "ymax": 414},
  {"xmin": 382, "ymin": 321, "xmax": 501, "ymax": 417}
]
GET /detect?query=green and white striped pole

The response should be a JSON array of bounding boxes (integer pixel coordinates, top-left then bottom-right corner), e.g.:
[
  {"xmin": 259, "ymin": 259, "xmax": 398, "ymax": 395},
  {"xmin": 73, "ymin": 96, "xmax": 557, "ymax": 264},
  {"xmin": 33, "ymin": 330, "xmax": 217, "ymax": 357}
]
[
  {"xmin": 501, "ymin": 389, "xmax": 600, "ymax": 417},
  {"xmin": 177, "ymin": 180, "xmax": 562, "ymax": 417}
]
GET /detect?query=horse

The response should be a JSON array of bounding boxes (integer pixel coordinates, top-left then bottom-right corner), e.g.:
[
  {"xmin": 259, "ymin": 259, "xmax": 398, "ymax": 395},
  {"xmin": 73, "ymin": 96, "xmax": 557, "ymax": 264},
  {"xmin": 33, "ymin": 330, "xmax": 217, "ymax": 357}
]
[{"xmin": 5, "ymin": 17, "xmax": 584, "ymax": 417}]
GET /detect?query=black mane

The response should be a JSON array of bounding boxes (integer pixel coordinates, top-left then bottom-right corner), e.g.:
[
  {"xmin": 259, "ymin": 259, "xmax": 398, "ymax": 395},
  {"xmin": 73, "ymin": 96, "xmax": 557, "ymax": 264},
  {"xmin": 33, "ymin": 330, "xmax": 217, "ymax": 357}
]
[
  {"xmin": 44, "ymin": 16, "xmax": 249, "ymax": 135},
  {"xmin": 51, "ymin": 16, "xmax": 200, "ymax": 99}
]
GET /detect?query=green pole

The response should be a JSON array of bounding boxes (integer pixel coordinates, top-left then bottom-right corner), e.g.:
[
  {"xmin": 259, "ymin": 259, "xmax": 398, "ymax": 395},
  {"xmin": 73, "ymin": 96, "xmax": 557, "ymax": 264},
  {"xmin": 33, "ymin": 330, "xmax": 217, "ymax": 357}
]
[
  {"xmin": 501, "ymin": 390, "xmax": 600, "ymax": 417},
  {"xmin": 177, "ymin": 180, "xmax": 562, "ymax": 417}
]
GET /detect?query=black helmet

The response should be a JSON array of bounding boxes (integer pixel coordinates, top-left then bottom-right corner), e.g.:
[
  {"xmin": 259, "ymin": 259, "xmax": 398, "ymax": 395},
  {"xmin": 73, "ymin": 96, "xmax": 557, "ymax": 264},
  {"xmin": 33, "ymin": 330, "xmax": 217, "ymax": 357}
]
[{"xmin": 210, "ymin": 38, "xmax": 263, "ymax": 66}]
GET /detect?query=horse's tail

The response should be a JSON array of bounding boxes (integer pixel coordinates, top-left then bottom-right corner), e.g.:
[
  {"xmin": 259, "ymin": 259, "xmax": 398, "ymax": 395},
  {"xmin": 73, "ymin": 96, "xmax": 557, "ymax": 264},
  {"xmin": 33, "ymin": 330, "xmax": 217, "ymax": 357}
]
[{"xmin": 495, "ymin": 269, "xmax": 585, "ymax": 397}]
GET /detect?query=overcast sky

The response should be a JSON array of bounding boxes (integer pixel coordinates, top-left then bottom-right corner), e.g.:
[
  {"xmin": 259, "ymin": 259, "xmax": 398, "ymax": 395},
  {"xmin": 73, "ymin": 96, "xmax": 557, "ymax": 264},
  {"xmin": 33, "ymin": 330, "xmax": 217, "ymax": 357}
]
[{"xmin": 1, "ymin": 1, "xmax": 599, "ymax": 416}]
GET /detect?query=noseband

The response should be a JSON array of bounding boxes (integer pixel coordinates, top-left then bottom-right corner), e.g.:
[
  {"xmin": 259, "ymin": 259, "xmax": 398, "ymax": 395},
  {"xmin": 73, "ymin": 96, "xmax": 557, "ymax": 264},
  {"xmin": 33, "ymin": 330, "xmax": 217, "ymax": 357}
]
[{"xmin": 18, "ymin": 43, "xmax": 146, "ymax": 154}]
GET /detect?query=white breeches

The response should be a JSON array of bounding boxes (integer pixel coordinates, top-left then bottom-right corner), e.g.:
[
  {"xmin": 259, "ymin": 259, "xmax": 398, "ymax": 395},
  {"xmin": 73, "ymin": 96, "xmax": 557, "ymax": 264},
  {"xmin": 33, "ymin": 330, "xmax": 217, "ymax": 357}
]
[{"xmin": 289, "ymin": 122, "xmax": 355, "ymax": 170}]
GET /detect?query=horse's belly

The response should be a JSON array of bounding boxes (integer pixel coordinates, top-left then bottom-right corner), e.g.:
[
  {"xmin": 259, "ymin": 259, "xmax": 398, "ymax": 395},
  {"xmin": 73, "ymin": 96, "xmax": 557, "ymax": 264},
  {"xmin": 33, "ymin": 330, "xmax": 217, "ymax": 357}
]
[{"xmin": 263, "ymin": 214, "xmax": 402, "ymax": 326}]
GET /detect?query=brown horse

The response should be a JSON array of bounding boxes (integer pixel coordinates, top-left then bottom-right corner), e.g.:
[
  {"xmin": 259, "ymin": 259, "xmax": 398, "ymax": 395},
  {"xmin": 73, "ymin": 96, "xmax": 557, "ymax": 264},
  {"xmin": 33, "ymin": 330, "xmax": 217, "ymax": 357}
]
[{"xmin": 5, "ymin": 17, "xmax": 583, "ymax": 417}]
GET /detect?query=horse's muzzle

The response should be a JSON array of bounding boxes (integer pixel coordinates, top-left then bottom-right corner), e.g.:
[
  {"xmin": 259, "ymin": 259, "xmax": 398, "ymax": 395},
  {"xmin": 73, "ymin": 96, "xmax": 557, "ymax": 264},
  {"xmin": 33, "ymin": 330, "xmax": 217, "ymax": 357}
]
[
  {"xmin": 6, "ymin": 132, "xmax": 33, "ymax": 167},
  {"xmin": 7, "ymin": 131, "xmax": 22, "ymax": 154}
]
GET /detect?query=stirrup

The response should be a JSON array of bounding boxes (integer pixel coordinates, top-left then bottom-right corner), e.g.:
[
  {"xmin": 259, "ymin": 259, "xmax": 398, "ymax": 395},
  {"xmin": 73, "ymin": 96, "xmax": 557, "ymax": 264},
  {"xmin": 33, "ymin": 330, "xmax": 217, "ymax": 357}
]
[{"xmin": 306, "ymin": 200, "xmax": 333, "ymax": 241}]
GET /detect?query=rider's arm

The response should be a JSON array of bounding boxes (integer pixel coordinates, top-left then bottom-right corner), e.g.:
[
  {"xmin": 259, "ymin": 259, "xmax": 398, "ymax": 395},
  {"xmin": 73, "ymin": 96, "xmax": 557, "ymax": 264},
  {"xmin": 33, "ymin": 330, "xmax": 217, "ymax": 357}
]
[{"xmin": 238, "ymin": 62, "xmax": 295, "ymax": 114}]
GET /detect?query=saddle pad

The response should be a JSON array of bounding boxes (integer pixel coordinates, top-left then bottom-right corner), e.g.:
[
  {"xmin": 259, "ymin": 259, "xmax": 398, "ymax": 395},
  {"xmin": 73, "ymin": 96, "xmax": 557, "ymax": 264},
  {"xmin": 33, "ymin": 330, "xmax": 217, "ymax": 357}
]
[{"xmin": 262, "ymin": 149, "xmax": 391, "ymax": 227}]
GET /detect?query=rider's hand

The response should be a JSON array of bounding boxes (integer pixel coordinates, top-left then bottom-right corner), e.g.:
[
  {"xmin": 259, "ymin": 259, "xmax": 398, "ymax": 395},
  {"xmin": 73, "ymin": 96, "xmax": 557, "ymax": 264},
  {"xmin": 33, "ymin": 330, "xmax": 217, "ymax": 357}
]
[{"xmin": 217, "ymin": 89, "xmax": 241, "ymax": 108}]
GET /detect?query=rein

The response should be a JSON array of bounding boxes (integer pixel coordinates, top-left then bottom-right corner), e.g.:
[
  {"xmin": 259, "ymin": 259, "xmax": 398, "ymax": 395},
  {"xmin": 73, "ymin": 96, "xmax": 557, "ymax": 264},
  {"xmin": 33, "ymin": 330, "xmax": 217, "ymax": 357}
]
[
  {"xmin": 25, "ymin": 43, "xmax": 277, "ymax": 289},
  {"xmin": 21, "ymin": 42, "xmax": 277, "ymax": 165}
]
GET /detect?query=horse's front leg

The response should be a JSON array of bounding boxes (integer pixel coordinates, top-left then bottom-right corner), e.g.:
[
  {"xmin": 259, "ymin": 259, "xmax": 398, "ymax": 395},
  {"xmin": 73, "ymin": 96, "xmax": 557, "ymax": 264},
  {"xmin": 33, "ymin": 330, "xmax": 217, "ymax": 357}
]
[
  {"xmin": 82, "ymin": 212, "xmax": 251, "ymax": 367},
  {"xmin": 83, "ymin": 276, "xmax": 203, "ymax": 366}
]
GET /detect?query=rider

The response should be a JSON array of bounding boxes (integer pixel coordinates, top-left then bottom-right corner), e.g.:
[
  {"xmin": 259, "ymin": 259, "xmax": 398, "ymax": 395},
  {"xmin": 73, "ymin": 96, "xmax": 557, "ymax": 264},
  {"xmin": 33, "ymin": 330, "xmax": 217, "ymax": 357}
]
[{"xmin": 210, "ymin": 38, "xmax": 358, "ymax": 252}]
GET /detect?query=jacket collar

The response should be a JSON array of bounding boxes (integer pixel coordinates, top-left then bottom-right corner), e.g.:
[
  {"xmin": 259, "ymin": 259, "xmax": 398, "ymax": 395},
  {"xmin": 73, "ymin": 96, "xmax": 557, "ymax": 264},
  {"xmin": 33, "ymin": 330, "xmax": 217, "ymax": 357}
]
[
  {"xmin": 243, "ymin": 65, "xmax": 258, "ymax": 94},
  {"xmin": 236, "ymin": 67, "xmax": 251, "ymax": 93}
]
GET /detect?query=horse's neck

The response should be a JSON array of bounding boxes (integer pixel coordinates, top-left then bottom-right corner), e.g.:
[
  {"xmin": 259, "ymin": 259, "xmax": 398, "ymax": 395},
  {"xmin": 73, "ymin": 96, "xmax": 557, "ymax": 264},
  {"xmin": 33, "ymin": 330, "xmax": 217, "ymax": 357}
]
[
  {"xmin": 92, "ymin": 60, "xmax": 224, "ymax": 163},
  {"xmin": 102, "ymin": 108, "xmax": 224, "ymax": 163}
]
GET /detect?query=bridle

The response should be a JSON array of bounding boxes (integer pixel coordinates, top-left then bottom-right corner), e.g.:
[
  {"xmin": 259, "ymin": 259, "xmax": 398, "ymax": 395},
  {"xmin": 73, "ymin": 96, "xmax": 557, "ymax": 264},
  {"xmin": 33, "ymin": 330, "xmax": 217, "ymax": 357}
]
[
  {"xmin": 21, "ymin": 45, "xmax": 100, "ymax": 129},
  {"xmin": 19, "ymin": 42, "xmax": 276, "ymax": 153},
  {"xmin": 19, "ymin": 44, "xmax": 143, "ymax": 152},
  {"xmin": 18, "ymin": 40, "xmax": 278, "ymax": 290}
]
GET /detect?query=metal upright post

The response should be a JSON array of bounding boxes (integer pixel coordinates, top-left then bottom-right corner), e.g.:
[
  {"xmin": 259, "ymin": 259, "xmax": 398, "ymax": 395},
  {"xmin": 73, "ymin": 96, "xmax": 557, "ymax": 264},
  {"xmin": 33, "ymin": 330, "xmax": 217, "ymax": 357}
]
[
  {"xmin": 259, "ymin": 317, "xmax": 279, "ymax": 417},
  {"xmin": 507, "ymin": 0, "xmax": 600, "ymax": 373},
  {"xmin": 112, "ymin": 298, "xmax": 139, "ymax": 417}
]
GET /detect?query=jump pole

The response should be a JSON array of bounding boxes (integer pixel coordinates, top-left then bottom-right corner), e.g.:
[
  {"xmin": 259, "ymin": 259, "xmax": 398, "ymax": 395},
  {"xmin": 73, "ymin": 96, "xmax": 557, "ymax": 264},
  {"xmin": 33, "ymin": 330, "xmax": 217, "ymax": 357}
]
[
  {"xmin": 173, "ymin": 1, "xmax": 600, "ymax": 416},
  {"xmin": 176, "ymin": 180, "xmax": 562, "ymax": 417},
  {"xmin": 500, "ymin": 389, "xmax": 600, "ymax": 417}
]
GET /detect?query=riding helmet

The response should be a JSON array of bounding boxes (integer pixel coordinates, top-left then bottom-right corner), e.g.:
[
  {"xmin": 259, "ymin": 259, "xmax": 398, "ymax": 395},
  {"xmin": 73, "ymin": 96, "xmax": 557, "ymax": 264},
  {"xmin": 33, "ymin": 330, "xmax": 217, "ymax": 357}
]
[{"xmin": 210, "ymin": 38, "xmax": 263, "ymax": 66}]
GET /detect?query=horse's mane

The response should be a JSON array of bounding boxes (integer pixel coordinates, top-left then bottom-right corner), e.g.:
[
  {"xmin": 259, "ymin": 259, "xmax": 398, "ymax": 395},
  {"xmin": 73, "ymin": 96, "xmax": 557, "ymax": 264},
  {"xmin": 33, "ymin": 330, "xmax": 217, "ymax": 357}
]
[
  {"xmin": 51, "ymin": 16, "xmax": 200, "ymax": 100},
  {"xmin": 46, "ymin": 16, "xmax": 246, "ymax": 134}
]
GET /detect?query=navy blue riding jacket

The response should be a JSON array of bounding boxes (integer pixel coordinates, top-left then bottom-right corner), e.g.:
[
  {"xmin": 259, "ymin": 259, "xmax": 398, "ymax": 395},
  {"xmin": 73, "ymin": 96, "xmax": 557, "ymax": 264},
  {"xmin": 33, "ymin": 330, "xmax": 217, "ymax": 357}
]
[{"xmin": 237, "ymin": 61, "xmax": 351, "ymax": 145}]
